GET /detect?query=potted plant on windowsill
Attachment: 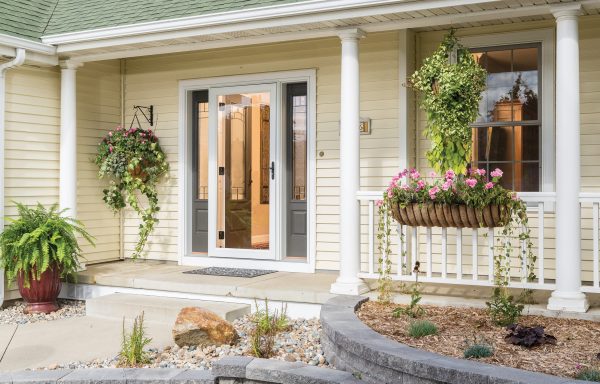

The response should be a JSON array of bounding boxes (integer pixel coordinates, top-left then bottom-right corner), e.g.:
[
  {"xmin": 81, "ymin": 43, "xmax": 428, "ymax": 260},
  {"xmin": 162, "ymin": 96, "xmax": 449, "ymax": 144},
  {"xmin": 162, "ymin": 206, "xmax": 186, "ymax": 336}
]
[{"xmin": 0, "ymin": 203, "xmax": 94, "ymax": 314}]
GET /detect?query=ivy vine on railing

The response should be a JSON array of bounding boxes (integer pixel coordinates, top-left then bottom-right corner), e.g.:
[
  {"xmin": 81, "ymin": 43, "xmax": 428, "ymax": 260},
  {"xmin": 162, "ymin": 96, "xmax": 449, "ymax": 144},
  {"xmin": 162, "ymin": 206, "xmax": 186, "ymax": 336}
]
[{"xmin": 95, "ymin": 126, "xmax": 169, "ymax": 259}]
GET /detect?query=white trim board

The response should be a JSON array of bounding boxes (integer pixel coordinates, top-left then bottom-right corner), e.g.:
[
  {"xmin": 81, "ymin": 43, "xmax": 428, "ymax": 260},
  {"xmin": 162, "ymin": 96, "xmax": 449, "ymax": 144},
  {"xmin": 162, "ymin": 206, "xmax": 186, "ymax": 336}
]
[{"xmin": 178, "ymin": 69, "xmax": 317, "ymax": 273}]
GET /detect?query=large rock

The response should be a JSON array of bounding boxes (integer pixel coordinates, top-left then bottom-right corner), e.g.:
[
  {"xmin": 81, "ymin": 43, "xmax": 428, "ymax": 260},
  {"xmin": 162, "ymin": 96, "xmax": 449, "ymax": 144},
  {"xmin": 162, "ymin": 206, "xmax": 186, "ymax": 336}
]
[{"xmin": 172, "ymin": 307, "xmax": 239, "ymax": 347}]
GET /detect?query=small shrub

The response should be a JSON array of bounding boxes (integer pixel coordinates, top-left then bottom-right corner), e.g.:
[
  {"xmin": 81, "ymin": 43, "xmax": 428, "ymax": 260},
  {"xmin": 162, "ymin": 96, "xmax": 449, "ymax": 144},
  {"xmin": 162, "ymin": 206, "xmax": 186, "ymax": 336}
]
[
  {"xmin": 504, "ymin": 324, "xmax": 556, "ymax": 348},
  {"xmin": 408, "ymin": 320, "xmax": 437, "ymax": 338},
  {"xmin": 393, "ymin": 285, "xmax": 425, "ymax": 318},
  {"xmin": 118, "ymin": 312, "xmax": 152, "ymax": 367},
  {"xmin": 249, "ymin": 299, "xmax": 289, "ymax": 358},
  {"xmin": 463, "ymin": 344, "xmax": 493, "ymax": 359},
  {"xmin": 486, "ymin": 287, "xmax": 524, "ymax": 326},
  {"xmin": 576, "ymin": 367, "xmax": 600, "ymax": 382},
  {"xmin": 463, "ymin": 334, "xmax": 494, "ymax": 359}
]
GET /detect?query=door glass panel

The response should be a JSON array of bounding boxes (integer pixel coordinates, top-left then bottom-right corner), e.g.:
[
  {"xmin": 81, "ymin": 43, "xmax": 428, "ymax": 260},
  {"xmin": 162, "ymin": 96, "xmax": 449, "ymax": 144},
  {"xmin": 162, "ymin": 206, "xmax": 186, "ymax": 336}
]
[
  {"xmin": 292, "ymin": 94, "xmax": 307, "ymax": 201},
  {"xmin": 197, "ymin": 101, "xmax": 209, "ymax": 200},
  {"xmin": 217, "ymin": 92, "xmax": 270, "ymax": 250},
  {"xmin": 286, "ymin": 83, "xmax": 308, "ymax": 258}
]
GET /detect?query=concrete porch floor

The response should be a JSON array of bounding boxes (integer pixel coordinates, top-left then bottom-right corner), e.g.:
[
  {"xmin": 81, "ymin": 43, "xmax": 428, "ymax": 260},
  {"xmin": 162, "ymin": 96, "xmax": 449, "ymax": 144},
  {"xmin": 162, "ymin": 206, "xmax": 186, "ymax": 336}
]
[{"xmin": 71, "ymin": 260, "xmax": 340, "ymax": 305}]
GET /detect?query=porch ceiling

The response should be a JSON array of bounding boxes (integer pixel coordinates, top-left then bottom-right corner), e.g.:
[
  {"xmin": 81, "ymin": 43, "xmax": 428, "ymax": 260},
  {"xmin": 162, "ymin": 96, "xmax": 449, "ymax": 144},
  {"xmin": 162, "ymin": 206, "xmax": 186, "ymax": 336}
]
[{"xmin": 54, "ymin": 0, "xmax": 600, "ymax": 63}]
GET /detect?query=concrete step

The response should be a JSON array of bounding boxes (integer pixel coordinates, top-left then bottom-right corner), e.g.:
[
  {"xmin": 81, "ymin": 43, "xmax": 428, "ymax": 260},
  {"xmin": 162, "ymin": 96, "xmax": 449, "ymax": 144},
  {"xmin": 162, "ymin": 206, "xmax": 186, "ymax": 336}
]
[{"xmin": 86, "ymin": 293, "xmax": 250, "ymax": 324}]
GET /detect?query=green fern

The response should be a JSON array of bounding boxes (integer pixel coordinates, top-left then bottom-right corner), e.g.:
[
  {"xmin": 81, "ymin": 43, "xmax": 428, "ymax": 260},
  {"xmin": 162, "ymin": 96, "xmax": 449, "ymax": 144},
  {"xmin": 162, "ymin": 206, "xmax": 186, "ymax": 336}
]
[{"xmin": 0, "ymin": 202, "xmax": 95, "ymax": 287}]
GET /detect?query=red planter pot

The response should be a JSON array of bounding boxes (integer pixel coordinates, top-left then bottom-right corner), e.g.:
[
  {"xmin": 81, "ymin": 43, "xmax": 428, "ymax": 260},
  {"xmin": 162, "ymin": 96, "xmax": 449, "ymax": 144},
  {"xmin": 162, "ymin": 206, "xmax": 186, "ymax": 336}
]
[{"xmin": 17, "ymin": 264, "xmax": 62, "ymax": 314}]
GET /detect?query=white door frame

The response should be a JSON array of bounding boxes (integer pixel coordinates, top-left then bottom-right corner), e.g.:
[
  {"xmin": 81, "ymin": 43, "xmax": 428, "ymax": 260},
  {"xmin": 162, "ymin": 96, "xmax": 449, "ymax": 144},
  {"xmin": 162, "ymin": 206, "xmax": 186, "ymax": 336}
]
[
  {"xmin": 178, "ymin": 70, "xmax": 316, "ymax": 273},
  {"xmin": 208, "ymin": 83, "xmax": 278, "ymax": 260}
]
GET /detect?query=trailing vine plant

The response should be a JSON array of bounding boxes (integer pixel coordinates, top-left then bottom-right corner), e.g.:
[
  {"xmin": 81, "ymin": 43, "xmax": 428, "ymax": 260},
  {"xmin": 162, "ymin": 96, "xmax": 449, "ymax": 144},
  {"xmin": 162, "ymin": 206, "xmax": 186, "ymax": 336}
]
[
  {"xmin": 408, "ymin": 30, "xmax": 486, "ymax": 174},
  {"xmin": 376, "ymin": 201, "xmax": 393, "ymax": 303},
  {"xmin": 375, "ymin": 31, "xmax": 536, "ymax": 316},
  {"xmin": 95, "ymin": 126, "xmax": 169, "ymax": 259}
]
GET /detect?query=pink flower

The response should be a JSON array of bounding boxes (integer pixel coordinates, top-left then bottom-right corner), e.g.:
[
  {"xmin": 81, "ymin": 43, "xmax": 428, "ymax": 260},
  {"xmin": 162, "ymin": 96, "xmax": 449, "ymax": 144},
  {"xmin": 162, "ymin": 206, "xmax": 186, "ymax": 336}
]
[
  {"xmin": 376, "ymin": 200, "xmax": 383, "ymax": 207},
  {"xmin": 108, "ymin": 145, "xmax": 113, "ymax": 153},
  {"xmin": 116, "ymin": 126, "xmax": 122, "ymax": 131},
  {"xmin": 416, "ymin": 180, "xmax": 425, "ymax": 190},
  {"xmin": 108, "ymin": 131, "xmax": 113, "ymax": 137},
  {"xmin": 399, "ymin": 169, "xmax": 408, "ymax": 178},
  {"xmin": 428, "ymin": 186, "xmax": 439, "ymax": 200},
  {"xmin": 400, "ymin": 184, "xmax": 410, "ymax": 191},
  {"xmin": 387, "ymin": 190, "xmax": 393, "ymax": 198},
  {"xmin": 490, "ymin": 168, "xmax": 503, "ymax": 178},
  {"xmin": 409, "ymin": 169, "xmax": 420, "ymax": 180},
  {"xmin": 484, "ymin": 182, "xmax": 494, "ymax": 190},
  {"xmin": 511, "ymin": 193, "xmax": 518, "ymax": 200},
  {"xmin": 442, "ymin": 180, "xmax": 452, "ymax": 191},
  {"xmin": 475, "ymin": 168, "xmax": 486, "ymax": 176},
  {"xmin": 445, "ymin": 169, "xmax": 455, "ymax": 180},
  {"xmin": 429, "ymin": 171, "xmax": 437, "ymax": 178},
  {"xmin": 465, "ymin": 178, "xmax": 477, "ymax": 188}
]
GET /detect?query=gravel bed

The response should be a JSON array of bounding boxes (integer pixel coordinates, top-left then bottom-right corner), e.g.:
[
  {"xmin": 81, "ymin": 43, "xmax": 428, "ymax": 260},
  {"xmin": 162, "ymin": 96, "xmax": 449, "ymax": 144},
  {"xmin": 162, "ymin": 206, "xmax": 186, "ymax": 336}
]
[
  {"xmin": 42, "ymin": 316, "xmax": 329, "ymax": 370},
  {"xmin": 0, "ymin": 300, "xmax": 85, "ymax": 324}
]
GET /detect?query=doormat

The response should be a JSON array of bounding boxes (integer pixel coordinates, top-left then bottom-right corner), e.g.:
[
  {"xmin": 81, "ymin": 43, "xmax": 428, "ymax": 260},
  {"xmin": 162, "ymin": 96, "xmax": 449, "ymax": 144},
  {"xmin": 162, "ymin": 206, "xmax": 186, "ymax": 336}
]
[{"xmin": 183, "ymin": 267, "xmax": 276, "ymax": 278}]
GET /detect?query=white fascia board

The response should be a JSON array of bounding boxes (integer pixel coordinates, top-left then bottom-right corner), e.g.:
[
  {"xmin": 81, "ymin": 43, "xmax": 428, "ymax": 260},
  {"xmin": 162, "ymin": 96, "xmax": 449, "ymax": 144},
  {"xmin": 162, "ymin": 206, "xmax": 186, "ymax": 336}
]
[
  {"xmin": 70, "ymin": 1, "xmax": 565, "ymax": 63},
  {"xmin": 71, "ymin": 28, "xmax": 336, "ymax": 63},
  {"xmin": 43, "ymin": 0, "xmax": 501, "ymax": 50},
  {"xmin": 0, "ymin": 34, "xmax": 56, "ymax": 55}
]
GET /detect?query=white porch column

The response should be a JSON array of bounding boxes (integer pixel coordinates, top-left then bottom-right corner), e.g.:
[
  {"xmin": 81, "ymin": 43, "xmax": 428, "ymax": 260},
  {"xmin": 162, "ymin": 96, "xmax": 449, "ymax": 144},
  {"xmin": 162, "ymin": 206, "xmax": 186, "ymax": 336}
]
[
  {"xmin": 330, "ymin": 28, "xmax": 369, "ymax": 295},
  {"xmin": 547, "ymin": 4, "xmax": 588, "ymax": 312},
  {"xmin": 59, "ymin": 61, "xmax": 81, "ymax": 218}
]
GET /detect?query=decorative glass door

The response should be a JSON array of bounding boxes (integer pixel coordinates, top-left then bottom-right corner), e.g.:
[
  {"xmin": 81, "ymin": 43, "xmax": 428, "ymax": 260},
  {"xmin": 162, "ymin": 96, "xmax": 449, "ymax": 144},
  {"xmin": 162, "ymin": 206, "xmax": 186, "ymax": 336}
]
[{"xmin": 208, "ymin": 84, "xmax": 277, "ymax": 259}]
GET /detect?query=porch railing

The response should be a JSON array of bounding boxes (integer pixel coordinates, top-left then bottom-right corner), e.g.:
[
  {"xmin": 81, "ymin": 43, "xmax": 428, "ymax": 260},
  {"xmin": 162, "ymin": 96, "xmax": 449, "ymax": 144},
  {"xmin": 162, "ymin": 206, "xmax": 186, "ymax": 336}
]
[{"xmin": 357, "ymin": 191, "xmax": 600, "ymax": 293}]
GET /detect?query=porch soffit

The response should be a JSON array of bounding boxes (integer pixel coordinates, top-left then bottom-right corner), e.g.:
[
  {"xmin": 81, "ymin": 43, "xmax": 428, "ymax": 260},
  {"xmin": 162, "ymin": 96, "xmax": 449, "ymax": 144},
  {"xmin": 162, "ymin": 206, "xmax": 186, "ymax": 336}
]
[{"xmin": 49, "ymin": 0, "xmax": 600, "ymax": 63}]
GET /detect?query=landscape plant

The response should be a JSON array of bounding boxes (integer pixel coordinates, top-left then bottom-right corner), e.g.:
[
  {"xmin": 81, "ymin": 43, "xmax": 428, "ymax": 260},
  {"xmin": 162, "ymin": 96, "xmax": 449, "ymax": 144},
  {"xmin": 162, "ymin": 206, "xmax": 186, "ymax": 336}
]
[
  {"xmin": 95, "ymin": 126, "xmax": 169, "ymax": 259},
  {"xmin": 249, "ymin": 299, "xmax": 289, "ymax": 358},
  {"xmin": 486, "ymin": 287, "xmax": 524, "ymax": 326},
  {"xmin": 408, "ymin": 320, "xmax": 438, "ymax": 338},
  {"xmin": 118, "ymin": 311, "xmax": 152, "ymax": 367},
  {"xmin": 0, "ymin": 202, "xmax": 94, "ymax": 286},
  {"xmin": 463, "ymin": 335, "xmax": 494, "ymax": 359},
  {"xmin": 577, "ymin": 363, "xmax": 600, "ymax": 382},
  {"xmin": 393, "ymin": 262, "xmax": 424, "ymax": 318},
  {"xmin": 504, "ymin": 323, "xmax": 556, "ymax": 348},
  {"xmin": 409, "ymin": 29, "xmax": 486, "ymax": 174}
]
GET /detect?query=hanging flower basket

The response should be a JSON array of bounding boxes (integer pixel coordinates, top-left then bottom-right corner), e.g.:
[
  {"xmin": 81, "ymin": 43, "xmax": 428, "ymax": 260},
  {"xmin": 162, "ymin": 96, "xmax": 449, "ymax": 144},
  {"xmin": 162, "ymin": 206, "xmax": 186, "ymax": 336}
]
[
  {"xmin": 390, "ymin": 202, "xmax": 508, "ymax": 228},
  {"xmin": 379, "ymin": 168, "xmax": 518, "ymax": 229}
]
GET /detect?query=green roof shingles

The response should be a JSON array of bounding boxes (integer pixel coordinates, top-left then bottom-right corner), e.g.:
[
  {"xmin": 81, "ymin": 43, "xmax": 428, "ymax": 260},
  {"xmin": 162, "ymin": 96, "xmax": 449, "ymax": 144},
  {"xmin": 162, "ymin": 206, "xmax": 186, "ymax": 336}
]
[
  {"xmin": 42, "ymin": 0, "xmax": 305, "ymax": 36},
  {"xmin": 0, "ymin": 0, "xmax": 58, "ymax": 41}
]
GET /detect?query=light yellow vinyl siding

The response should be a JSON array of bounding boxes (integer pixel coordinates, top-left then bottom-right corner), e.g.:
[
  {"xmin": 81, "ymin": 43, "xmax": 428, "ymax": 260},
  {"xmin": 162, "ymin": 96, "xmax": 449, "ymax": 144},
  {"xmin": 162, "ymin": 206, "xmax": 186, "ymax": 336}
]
[
  {"xmin": 4, "ymin": 66, "xmax": 60, "ymax": 213},
  {"xmin": 3, "ymin": 62, "xmax": 121, "ymax": 265},
  {"xmin": 123, "ymin": 32, "xmax": 401, "ymax": 268},
  {"xmin": 76, "ymin": 60, "xmax": 122, "ymax": 263}
]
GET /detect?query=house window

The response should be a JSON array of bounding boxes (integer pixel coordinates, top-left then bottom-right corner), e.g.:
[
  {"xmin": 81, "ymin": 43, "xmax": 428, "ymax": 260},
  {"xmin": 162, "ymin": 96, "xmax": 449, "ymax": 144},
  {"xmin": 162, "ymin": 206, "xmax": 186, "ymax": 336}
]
[{"xmin": 471, "ymin": 44, "xmax": 541, "ymax": 192}]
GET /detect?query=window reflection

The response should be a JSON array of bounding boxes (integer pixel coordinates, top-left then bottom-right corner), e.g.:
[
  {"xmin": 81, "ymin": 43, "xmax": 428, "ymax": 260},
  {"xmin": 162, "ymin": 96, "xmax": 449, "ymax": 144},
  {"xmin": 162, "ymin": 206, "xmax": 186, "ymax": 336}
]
[{"xmin": 471, "ymin": 45, "xmax": 541, "ymax": 192}]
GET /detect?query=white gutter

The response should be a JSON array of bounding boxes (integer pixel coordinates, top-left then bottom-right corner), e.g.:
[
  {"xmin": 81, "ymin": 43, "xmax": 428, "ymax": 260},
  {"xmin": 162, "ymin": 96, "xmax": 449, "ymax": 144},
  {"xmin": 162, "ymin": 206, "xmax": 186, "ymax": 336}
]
[
  {"xmin": 41, "ymin": 0, "xmax": 501, "ymax": 46},
  {"xmin": 0, "ymin": 48, "xmax": 26, "ymax": 306},
  {"xmin": 0, "ymin": 34, "xmax": 55, "ymax": 55}
]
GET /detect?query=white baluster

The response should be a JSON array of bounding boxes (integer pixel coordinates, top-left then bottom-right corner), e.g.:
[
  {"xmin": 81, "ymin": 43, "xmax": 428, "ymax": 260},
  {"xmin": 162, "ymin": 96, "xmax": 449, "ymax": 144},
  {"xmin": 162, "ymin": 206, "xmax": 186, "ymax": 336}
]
[
  {"xmin": 472, "ymin": 230, "xmax": 478, "ymax": 281},
  {"xmin": 457, "ymin": 228, "xmax": 463, "ymax": 280},
  {"xmin": 368, "ymin": 200, "xmax": 374, "ymax": 275}
]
